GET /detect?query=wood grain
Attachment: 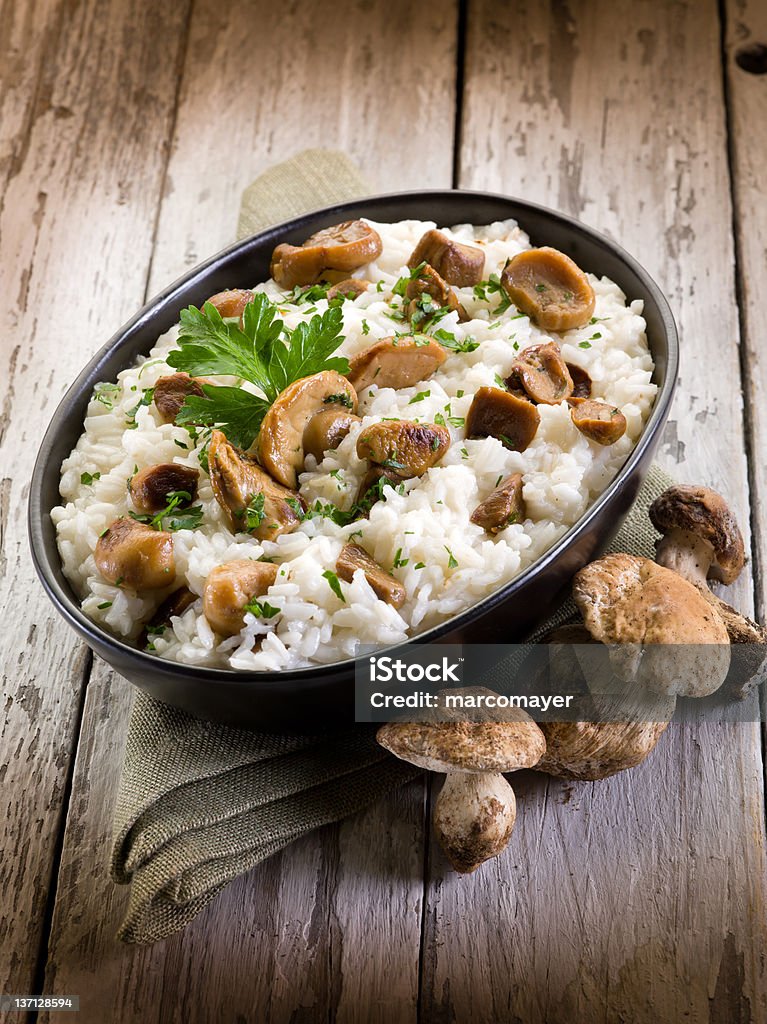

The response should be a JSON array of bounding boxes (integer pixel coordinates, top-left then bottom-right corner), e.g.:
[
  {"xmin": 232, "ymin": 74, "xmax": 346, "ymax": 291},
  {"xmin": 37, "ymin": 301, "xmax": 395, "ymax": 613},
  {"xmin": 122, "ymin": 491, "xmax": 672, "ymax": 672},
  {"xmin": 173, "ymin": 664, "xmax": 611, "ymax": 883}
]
[
  {"xmin": 0, "ymin": 0, "xmax": 193, "ymax": 998},
  {"xmin": 419, "ymin": 1, "xmax": 767, "ymax": 1021},
  {"xmin": 723, "ymin": 0, "xmax": 767, "ymax": 624},
  {"xmin": 40, "ymin": 1, "xmax": 457, "ymax": 1020}
]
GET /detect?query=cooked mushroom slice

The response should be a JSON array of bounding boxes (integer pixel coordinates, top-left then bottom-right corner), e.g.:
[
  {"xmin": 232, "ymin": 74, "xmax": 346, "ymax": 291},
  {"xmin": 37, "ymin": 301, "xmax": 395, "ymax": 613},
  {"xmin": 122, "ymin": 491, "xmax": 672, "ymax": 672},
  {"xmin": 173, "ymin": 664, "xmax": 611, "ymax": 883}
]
[
  {"xmin": 129, "ymin": 464, "xmax": 200, "ymax": 513},
  {"xmin": 470, "ymin": 473, "xmax": 526, "ymax": 533},
  {"xmin": 303, "ymin": 409, "xmax": 361, "ymax": 463},
  {"xmin": 354, "ymin": 465, "xmax": 404, "ymax": 513},
  {"xmin": 405, "ymin": 265, "xmax": 469, "ymax": 325},
  {"xmin": 566, "ymin": 363, "xmax": 592, "ymax": 400},
  {"xmin": 208, "ymin": 430, "xmax": 304, "ymax": 541},
  {"xmin": 203, "ymin": 559, "xmax": 279, "ymax": 637},
  {"xmin": 347, "ymin": 336, "xmax": 447, "ymax": 392},
  {"xmin": 202, "ymin": 288, "xmax": 254, "ymax": 319},
  {"xmin": 407, "ymin": 229, "xmax": 485, "ymax": 287},
  {"xmin": 507, "ymin": 342, "xmax": 574, "ymax": 405},
  {"xmin": 570, "ymin": 399, "xmax": 627, "ymax": 445},
  {"xmin": 154, "ymin": 372, "xmax": 208, "ymax": 425},
  {"xmin": 95, "ymin": 518, "xmax": 175, "ymax": 590},
  {"xmin": 270, "ymin": 220, "xmax": 383, "ymax": 289},
  {"xmin": 648, "ymin": 484, "xmax": 746, "ymax": 586},
  {"xmin": 573, "ymin": 553, "xmax": 730, "ymax": 698},
  {"xmin": 336, "ymin": 543, "xmax": 406, "ymax": 608},
  {"xmin": 378, "ymin": 698, "xmax": 545, "ymax": 873},
  {"xmin": 139, "ymin": 586, "xmax": 197, "ymax": 648},
  {"xmin": 500, "ymin": 247, "xmax": 595, "ymax": 331},
  {"xmin": 356, "ymin": 420, "xmax": 450, "ymax": 479},
  {"xmin": 465, "ymin": 386, "xmax": 540, "ymax": 452},
  {"xmin": 257, "ymin": 371, "xmax": 358, "ymax": 488},
  {"xmin": 326, "ymin": 278, "xmax": 369, "ymax": 301}
]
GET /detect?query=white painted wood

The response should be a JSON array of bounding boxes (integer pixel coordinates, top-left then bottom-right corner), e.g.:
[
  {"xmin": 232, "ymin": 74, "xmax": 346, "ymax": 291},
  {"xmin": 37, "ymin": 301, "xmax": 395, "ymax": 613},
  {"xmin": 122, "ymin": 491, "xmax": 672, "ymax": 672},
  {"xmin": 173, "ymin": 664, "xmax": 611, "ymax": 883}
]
[
  {"xmin": 420, "ymin": 2, "xmax": 767, "ymax": 1021},
  {"xmin": 0, "ymin": 0, "xmax": 192, "ymax": 997}
]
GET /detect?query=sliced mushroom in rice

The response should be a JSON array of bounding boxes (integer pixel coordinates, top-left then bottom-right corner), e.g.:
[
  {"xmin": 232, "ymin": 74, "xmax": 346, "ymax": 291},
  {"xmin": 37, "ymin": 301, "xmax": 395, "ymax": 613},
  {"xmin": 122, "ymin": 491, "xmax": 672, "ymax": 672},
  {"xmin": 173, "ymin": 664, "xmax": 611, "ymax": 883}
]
[
  {"xmin": 407, "ymin": 229, "xmax": 485, "ymax": 286},
  {"xmin": 465, "ymin": 387, "xmax": 540, "ymax": 452},
  {"xmin": 257, "ymin": 370, "xmax": 358, "ymax": 488},
  {"xmin": 270, "ymin": 220, "xmax": 383, "ymax": 289},
  {"xmin": 153, "ymin": 372, "xmax": 210, "ymax": 425},
  {"xmin": 470, "ymin": 473, "xmax": 526, "ymax": 534},
  {"xmin": 347, "ymin": 335, "xmax": 447, "ymax": 392},
  {"xmin": 506, "ymin": 342, "xmax": 574, "ymax": 405},
  {"xmin": 208, "ymin": 430, "xmax": 304, "ymax": 541},
  {"xmin": 500, "ymin": 247, "xmax": 595, "ymax": 331},
  {"xmin": 354, "ymin": 465, "xmax": 405, "ymax": 514},
  {"xmin": 356, "ymin": 420, "xmax": 450, "ymax": 479},
  {"xmin": 336, "ymin": 543, "xmax": 406, "ymax": 608},
  {"xmin": 405, "ymin": 265, "xmax": 469, "ymax": 326},
  {"xmin": 303, "ymin": 408, "xmax": 361, "ymax": 463},
  {"xmin": 129, "ymin": 464, "xmax": 200, "ymax": 514},
  {"xmin": 566, "ymin": 362, "xmax": 592, "ymax": 400},
  {"xmin": 326, "ymin": 278, "xmax": 369, "ymax": 301},
  {"xmin": 202, "ymin": 288, "xmax": 254, "ymax": 319},
  {"xmin": 95, "ymin": 518, "xmax": 176, "ymax": 590},
  {"xmin": 570, "ymin": 400, "xmax": 627, "ymax": 445},
  {"xmin": 203, "ymin": 559, "xmax": 279, "ymax": 637},
  {"xmin": 139, "ymin": 586, "xmax": 197, "ymax": 647}
]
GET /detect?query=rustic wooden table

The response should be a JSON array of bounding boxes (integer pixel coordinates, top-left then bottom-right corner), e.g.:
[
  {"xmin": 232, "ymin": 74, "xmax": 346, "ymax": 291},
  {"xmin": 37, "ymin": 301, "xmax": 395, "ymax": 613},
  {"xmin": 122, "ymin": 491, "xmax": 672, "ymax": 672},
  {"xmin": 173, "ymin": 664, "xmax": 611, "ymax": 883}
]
[{"xmin": 2, "ymin": 1, "xmax": 767, "ymax": 1021}]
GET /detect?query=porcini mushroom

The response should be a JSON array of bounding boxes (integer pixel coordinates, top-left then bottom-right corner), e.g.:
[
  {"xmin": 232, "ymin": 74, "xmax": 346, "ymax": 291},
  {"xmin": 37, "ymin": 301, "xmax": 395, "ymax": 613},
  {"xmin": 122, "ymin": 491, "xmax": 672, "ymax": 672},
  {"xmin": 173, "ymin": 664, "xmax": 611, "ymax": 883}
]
[
  {"xmin": 129, "ymin": 463, "xmax": 200, "ymax": 513},
  {"xmin": 356, "ymin": 420, "xmax": 450, "ymax": 478},
  {"xmin": 506, "ymin": 342, "xmax": 574, "ymax": 405},
  {"xmin": 649, "ymin": 484, "xmax": 766, "ymax": 699},
  {"xmin": 336, "ymin": 543, "xmax": 406, "ymax": 608},
  {"xmin": 326, "ymin": 278, "xmax": 369, "ymax": 301},
  {"xmin": 208, "ymin": 430, "xmax": 304, "ymax": 541},
  {"xmin": 346, "ymin": 336, "xmax": 447, "ymax": 392},
  {"xmin": 153, "ymin": 372, "xmax": 209, "ymax": 425},
  {"xmin": 405, "ymin": 265, "xmax": 469, "ymax": 326},
  {"xmin": 465, "ymin": 386, "xmax": 540, "ymax": 452},
  {"xmin": 569, "ymin": 399, "xmax": 627, "ymax": 445},
  {"xmin": 407, "ymin": 229, "xmax": 485, "ymax": 287},
  {"xmin": 202, "ymin": 559, "xmax": 279, "ymax": 637},
  {"xmin": 95, "ymin": 518, "xmax": 176, "ymax": 590},
  {"xmin": 377, "ymin": 695, "xmax": 545, "ymax": 872},
  {"xmin": 257, "ymin": 370, "xmax": 358, "ymax": 488},
  {"xmin": 566, "ymin": 363, "xmax": 592, "ymax": 400},
  {"xmin": 302, "ymin": 409, "xmax": 361, "ymax": 463},
  {"xmin": 648, "ymin": 484, "xmax": 746, "ymax": 586},
  {"xmin": 202, "ymin": 288, "xmax": 254, "ymax": 319},
  {"xmin": 270, "ymin": 220, "xmax": 383, "ymax": 289},
  {"xmin": 354, "ymin": 465, "xmax": 404, "ymax": 514},
  {"xmin": 573, "ymin": 553, "xmax": 730, "ymax": 698},
  {"xmin": 470, "ymin": 473, "xmax": 526, "ymax": 533},
  {"xmin": 139, "ymin": 586, "xmax": 197, "ymax": 648},
  {"xmin": 500, "ymin": 247, "xmax": 595, "ymax": 331}
]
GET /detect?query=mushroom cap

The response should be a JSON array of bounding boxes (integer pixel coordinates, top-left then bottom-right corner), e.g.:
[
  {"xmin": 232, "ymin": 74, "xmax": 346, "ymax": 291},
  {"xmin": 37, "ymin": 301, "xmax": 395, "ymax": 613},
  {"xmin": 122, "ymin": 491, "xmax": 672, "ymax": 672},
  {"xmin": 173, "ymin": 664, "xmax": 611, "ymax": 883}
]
[
  {"xmin": 257, "ymin": 370, "xmax": 358, "ymax": 488},
  {"xmin": 346, "ymin": 335, "xmax": 447, "ymax": 393},
  {"xmin": 573, "ymin": 553, "xmax": 730, "ymax": 697},
  {"xmin": 648, "ymin": 484, "xmax": 746, "ymax": 584},
  {"xmin": 377, "ymin": 695, "xmax": 545, "ymax": 773},
  {"xmin": 536, "ymin": 717, "xmax": 671, "ymax": 781}
]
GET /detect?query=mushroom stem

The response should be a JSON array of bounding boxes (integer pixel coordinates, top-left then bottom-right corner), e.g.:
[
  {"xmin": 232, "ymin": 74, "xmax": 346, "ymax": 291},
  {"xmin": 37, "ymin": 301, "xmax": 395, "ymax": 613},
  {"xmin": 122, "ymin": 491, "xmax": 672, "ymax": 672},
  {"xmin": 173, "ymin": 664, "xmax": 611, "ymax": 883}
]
[
  {"xmin": 433, "ymin": 772, "xmax": 516, "ymax": 874},
  {"xmin": 655, "ymin": 528, "xmax": 715, "ymax": 587}
]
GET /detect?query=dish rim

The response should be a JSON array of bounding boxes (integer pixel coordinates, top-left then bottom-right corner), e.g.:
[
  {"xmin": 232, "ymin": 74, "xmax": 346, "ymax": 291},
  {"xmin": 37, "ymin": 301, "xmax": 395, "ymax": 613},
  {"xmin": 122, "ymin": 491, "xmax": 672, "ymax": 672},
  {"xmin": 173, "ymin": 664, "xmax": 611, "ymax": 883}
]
[{"xmin": 28, "ymin": 187, "xmax": 678, "ymax": 688}]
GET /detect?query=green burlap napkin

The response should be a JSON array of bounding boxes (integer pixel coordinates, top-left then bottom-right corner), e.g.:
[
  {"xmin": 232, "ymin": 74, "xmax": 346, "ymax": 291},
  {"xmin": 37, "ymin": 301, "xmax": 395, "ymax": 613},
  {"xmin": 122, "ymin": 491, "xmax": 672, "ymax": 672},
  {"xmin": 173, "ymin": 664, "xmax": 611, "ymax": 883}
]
[{"xmin": 111, "ymin": 149, "xmax": 674, "ymax": 944}]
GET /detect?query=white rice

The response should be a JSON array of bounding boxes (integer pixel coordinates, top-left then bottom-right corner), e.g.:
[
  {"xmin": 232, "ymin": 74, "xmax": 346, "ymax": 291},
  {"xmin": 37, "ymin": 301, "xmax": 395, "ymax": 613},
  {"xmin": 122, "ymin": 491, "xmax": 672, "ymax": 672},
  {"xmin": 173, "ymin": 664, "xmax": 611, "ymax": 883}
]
[{"xmin": 53, "ymin": 218, "xmax": 657, "ymax": 670}]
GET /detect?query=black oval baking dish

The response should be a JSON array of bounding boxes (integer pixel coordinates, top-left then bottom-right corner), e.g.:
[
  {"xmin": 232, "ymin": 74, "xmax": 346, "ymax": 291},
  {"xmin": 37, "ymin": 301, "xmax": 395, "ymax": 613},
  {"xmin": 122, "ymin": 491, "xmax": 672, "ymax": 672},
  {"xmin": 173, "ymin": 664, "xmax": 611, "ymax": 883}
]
[{"xmin": 29, "ymin": 190, "xmax": 678, "ymax": 730}]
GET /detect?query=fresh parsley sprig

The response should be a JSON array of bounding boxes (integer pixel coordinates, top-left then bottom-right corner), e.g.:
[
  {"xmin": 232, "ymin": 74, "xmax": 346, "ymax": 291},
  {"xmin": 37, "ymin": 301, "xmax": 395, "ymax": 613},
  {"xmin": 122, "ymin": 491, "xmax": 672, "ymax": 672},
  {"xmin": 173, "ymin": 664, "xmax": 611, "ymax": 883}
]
[{"xmin": 168, "ymin": 293, "xmax": 349, "ymax": 449}]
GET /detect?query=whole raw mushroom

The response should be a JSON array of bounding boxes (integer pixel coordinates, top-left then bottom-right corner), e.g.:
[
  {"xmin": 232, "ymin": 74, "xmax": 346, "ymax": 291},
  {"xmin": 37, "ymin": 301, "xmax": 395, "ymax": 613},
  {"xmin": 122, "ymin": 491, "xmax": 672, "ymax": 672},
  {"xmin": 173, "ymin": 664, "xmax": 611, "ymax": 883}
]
[{"xmin": 377, "ymin": 692, "xmax": 545, "ymax": 873}]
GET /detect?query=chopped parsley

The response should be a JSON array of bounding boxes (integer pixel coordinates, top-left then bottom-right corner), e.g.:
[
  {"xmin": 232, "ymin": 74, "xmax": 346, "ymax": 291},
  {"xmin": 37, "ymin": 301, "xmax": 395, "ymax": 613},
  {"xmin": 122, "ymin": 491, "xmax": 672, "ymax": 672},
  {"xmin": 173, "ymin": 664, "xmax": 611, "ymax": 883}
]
[
  {"xmin": 473, "ymin": 273, "xmax": 511, "ymax": 314},
  {"xmin": 129, "ymin": 490, "xmax": 204, "ymax": 532},
  {"xmin": 322, "ymin": 569, "xmax": 345, "ymax": 602},
  {"xmin": 93, "ymin": 382, "xmax": 120, "ymax": 408},
  {"xmin": 409, "ymin": 390, "xmax": 431, "ymax": 405},
  {"xmin": 243, "ymin": 597, "xmax": 280, "ymax": 619},
  {"xmin": 125, "ymin": 387, "xmax": 155, "ymax": 429},
  {"xmin": 97, "ymin": 601, "xmax": 112, "ymax": 609},
  {"xmin": 578, "ymin": 341, "xmax": 592, "ymax": 349},
  {"xmin": 392, "ymin": 548, "xmax": 409, "ymax": 569},
  {"xmin": 432, "ymin": 328, "xmax": 479, "ymax": 353},
  {"xmin": 80, "ymin": 471, "xmax": 100, "ymax": 486},
  {"xmin": 324, "ymin": 392, "xmax": 354, "ymax": 408},
  {"xmin": 494, "ymin": 373, "xmax": 506, "ymax": 388},
  {"xmin": 444, "ymin": 546, "xmax": 459, "ymax": 569},
  {"xmin": 414, "ymin": 562, "xmax": 426, "ymax": 570},
  {"xmin": 361, "ymin": 320, "xmax": 370, "ymax": 336},
  {"xmin": 243, "ymin": 492, "xmax": 267, "ymax": 530}
]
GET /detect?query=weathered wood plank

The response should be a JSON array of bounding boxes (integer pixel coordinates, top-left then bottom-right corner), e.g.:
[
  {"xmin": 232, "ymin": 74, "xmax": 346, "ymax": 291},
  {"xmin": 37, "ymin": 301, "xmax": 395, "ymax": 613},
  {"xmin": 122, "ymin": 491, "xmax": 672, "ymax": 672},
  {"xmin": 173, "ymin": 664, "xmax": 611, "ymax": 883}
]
[
  {"xmin": 41, "ymin": 0, "xmax": 456, "ymax": 1019},
  {"xmin": 420, "ymin": 2, "xmax": 767, "ymax": 1021},
  {"xmin": 0, "ymin": 0, "xmax": 193, "ymax": 998},
  {"xmin": 723, "ymin": 0, "xmax": 767, "ymax": 623}
]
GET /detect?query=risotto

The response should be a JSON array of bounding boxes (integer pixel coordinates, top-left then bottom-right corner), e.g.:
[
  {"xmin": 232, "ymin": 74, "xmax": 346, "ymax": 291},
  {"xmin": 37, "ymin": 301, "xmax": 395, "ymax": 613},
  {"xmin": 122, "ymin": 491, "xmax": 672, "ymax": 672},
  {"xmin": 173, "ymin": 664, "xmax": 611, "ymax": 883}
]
[{"xmin": 53, "ymin": 217, "xmax": 657, "ymax": 670}]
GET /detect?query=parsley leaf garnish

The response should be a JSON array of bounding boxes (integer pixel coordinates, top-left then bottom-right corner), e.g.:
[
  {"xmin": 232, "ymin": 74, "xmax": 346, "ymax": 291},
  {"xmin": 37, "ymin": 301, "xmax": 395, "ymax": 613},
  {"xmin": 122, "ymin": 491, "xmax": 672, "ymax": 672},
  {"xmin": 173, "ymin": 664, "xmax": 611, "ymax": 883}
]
[
  {"xmin": 322, "ymin": 569, "xmax": 346, "ymax": 602},
  {"xmin": 169, "ymin": 293, "xmax": 349, "ymax": 448}
]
